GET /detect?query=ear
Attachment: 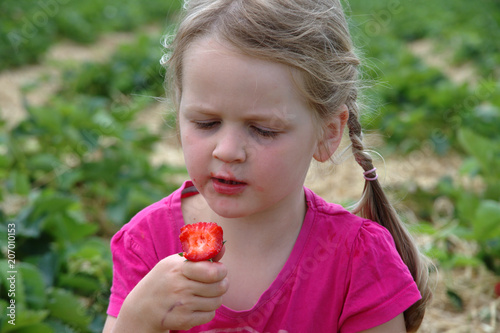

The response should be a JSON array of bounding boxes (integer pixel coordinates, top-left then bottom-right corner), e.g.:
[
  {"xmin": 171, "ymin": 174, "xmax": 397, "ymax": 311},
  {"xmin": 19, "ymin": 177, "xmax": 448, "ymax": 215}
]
[{"xmin": 313, "ymin": 104, "xmax": 349, "ymax": 162}]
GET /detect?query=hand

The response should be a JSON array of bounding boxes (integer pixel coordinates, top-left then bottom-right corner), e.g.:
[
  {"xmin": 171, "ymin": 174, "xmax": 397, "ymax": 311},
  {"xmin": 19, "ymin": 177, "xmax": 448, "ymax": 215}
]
[{"xmin": 111, "ymin": 251, "xmax": 228, "ymax": 333}]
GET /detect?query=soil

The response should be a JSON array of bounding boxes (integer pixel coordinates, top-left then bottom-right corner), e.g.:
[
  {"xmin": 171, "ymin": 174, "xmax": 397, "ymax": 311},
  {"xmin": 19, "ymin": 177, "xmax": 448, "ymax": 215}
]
[
  {"xmin": 1, "ymin": 30, "xmax": 498, "ymax": 332},
  {"xmin": 408, "ymin": 39, "xmax": 477, "ymax": 86}
]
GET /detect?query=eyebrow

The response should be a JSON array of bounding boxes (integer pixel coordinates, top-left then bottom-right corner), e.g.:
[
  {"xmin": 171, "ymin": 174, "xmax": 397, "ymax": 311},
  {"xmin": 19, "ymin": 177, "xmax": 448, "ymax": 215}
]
[
  {"xmin": 181, "ymin": 103, "xmax": 217, "ymax": 115},
  {"xmin": 184, "ymin": 103, "xmax": 282, "ymax": 118}
]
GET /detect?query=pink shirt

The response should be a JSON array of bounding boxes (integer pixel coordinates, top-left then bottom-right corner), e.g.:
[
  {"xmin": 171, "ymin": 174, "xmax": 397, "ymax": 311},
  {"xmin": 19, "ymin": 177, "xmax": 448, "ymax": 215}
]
[{"xmin": 107, "ymin": 181, "xmax": 421, "ymax": 332}]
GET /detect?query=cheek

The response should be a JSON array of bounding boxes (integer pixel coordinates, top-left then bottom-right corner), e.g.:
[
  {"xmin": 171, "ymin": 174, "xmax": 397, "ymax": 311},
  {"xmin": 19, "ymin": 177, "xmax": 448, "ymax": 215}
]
[
  {"xmin": 280, "ymin": 134, "xmax": 316, "ymax": 163},
  {"xmin": 275, "ymin": 141, "xmax": 315, "ymax": 180},
  {"xmin": 254, "ymin": 143, "xmax": 311, "ymax": 179},
  {"xmin": 180, "ymin": 123, "xmax": 207, "ymax": 151},
  {"xmin": 181, "ymin": 133, "xmax": 210, "ymax": 169}
]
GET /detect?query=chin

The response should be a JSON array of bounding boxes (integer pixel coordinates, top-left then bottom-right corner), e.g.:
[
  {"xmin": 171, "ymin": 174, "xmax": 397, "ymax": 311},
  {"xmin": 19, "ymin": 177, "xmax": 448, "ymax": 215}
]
[
  {"xmin": 212, "ymin": 206, "xmax": 248, "ymax": 219},
  {"xmin": 207, "ymin": 200, "xmax": 250, "ymax": 219}
]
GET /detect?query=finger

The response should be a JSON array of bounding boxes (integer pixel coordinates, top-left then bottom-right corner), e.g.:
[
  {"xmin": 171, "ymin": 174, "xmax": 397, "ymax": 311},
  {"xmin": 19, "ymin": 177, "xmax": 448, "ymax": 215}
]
[
  {"xmin": 188, "ymin": 310, "xmax": 217, "ymax": 328},
  {"xmin": 182, "ymin": 261, "xmax": 227, "ymax": 283},
  {"xmin": 167, "ymin": 295, "xmax": 223, "ymax": 314},
  {"xmin": 192, "ymin": 277, "xmax": 229, "ymax": 298},
  {"xmin": 167, "ymin": 308, "xmax": 217, "ymax": 331},
  {"xmin": 193, "ymin": 295, "xmax": 224, "ymax": 312}
]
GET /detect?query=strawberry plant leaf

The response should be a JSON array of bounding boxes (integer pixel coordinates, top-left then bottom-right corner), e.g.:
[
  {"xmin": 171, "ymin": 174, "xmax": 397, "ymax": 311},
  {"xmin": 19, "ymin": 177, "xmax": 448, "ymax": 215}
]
[
  {"xmin": 472, "ymin": 200, "xmax": 500, "ymax": 242},
  {"xmin": 46, "ymin": 288, "xmax": 92, "ymax": 331},
  {"xmin": 458, "ymin": 128, "xmax": 500, "ymax": 179}
]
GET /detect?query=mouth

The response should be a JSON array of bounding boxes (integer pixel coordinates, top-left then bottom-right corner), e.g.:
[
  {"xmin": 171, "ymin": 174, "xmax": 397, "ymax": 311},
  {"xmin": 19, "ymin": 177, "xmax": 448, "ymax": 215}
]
[
  {"xmin": 213, "ymin": 177, "xmax": 246, "ymax": 185},
  {"xmin": 210, "ymin": 174, "xmax": 247, "ymax": 194}
]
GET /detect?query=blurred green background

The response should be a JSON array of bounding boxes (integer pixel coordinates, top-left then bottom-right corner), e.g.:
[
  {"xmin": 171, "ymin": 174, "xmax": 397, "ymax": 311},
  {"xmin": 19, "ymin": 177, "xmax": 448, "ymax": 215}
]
[{"xmin": 0, "ymin": 0, "xmax": 499, "ymax": 332}]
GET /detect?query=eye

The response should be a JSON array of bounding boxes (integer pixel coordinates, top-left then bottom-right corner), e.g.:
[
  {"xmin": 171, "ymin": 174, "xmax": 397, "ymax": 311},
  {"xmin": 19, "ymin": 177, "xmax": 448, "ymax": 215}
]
[
  {"xmin": 251, "ymin": 126, "xmax": 279, "ymax": 138},
  {"xmin": 194, "ymin": 121, "xmax": 220, "ymax": 130}
]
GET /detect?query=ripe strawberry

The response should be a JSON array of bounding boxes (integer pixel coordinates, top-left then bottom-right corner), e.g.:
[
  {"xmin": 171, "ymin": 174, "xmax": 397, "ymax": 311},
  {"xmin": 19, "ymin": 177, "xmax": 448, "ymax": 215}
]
[
  {"xmin": 179, "ymin": 222, "xmax": 224, "ymax": 262},
  {"xmin": 495, "ymin": 282, "xmax": 500, "ymax": 298}
]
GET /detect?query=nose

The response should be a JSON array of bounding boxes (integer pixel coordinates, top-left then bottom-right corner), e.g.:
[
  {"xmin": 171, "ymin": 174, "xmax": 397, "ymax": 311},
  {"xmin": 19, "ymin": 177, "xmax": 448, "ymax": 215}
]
[{"xmin": 212, "ymin": 126, "xmax": 246, "ymax": 163}]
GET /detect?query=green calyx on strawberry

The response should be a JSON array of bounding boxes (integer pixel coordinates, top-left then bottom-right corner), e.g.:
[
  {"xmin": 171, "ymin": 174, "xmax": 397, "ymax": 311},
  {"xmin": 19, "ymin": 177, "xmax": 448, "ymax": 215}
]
[{"xmin": 179, "ymin": 222, "xmax": 224, "ymax": 262}]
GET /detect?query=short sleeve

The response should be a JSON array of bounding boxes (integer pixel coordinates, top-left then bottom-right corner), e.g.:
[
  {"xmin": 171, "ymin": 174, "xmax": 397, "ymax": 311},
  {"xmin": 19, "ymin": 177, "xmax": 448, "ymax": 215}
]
[
  {"xmin": 339, "ymin": 221, "xmax": 421, "ymax": 333},
  {"xmin": 106, "ymin": 228, "xmax": 157, "ymax": 317},
  {"xmin": 105, "ymin": 183, "xmax": 190, "ymax": 318}
]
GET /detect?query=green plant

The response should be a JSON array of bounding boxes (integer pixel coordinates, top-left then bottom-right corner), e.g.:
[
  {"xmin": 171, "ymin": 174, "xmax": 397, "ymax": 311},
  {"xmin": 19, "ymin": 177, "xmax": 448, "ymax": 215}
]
[
  {"xmin": 454, "ymin": 127, "xmax": 500, "ymax": 274},
  {"xmin": 403, "ymin": 120, "xmax": 500, "ymax": 276},
  {"xmin": 348, "ymin": 0, "xmax": 500, "ymax": 77},
  {"xmin": 0, "ymin": 92, "xmax": 184, "ymax": 331},
  {"xmin": 0, "ymin": 28, "xmax": 186, "ymax": 331},
  {"xmin": 60, "ymin": 34, "xmax": 166, "ymax": 99},
  {"xmin": 0, "ymin": 0, "xmax": 183, "ymax": 71},
  {"xmin": 347, "ymin": 0, "xmax": 499, "ymax": 155}
]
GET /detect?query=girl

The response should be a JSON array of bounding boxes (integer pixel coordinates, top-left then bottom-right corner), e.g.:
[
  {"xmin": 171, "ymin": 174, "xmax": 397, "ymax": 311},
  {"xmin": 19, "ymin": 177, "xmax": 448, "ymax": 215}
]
[{"xmin": 103, "ymin": 0, "xmax": 432, "ymax": 332}]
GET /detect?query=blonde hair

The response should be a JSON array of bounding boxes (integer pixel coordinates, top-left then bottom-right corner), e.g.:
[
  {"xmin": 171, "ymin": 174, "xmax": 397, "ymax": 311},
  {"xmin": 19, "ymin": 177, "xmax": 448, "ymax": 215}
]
[{"xmin": 162, "ymin": 0, "xmax": 432, "ymax": 331}]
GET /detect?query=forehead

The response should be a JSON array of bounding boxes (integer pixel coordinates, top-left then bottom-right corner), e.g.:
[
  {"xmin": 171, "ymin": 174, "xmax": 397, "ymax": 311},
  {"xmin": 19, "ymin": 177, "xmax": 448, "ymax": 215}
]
[
  {"xmin": 182, "ymin": 36, "xmax": 295, "ymax": 85},
  {"xmin": 181, "ymin": 36, "xmax": 310, "ymax": 112}
]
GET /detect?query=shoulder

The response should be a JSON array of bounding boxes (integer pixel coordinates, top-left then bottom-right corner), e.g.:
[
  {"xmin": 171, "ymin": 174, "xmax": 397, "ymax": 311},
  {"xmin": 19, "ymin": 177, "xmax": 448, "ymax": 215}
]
[
  {"xmin": 293, "ymin": 188, "xmax": 421, "ymax": 332},
  {"xmin": 304, "ymin": 187, "xmax": 381, "ymax": 239},
  {"xmin": 300, "ymin": 187, "xmax": 402, "ymax": 282},
  {"xmin": 305, "ymin": 186, "xmax": 404, "ymax": 261},
  {"xmin": 303, "ymin": 187, "xmax": 410, "ymax": 284},
  {"xmin": 111, "ymin": 190, "xmax": 176, "ymax": 245},
  {"xmin": 110, "ymin": 181, "xmax": 190, "ymax": 264}
]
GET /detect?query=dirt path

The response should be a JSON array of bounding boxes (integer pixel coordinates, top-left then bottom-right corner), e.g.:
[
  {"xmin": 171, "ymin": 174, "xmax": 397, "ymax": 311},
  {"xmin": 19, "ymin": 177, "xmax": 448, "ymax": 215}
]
[
  {"xmin": 0, "ymin": 25, "xmax": 159, "ymax": 128},
  {"xmin": 1, "ymin": 29, "xmax": 498, "ymax": 332},
  {"xmin": 409, "ymin": 39, "xmax": 477, "ymax": 85}
]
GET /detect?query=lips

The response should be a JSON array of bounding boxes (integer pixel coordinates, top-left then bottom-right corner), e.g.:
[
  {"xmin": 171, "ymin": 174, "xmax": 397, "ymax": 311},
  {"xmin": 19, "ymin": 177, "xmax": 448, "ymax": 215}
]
[{"xmin": 211, "ymin": 175, "xmax": 247, "ymax": 195}]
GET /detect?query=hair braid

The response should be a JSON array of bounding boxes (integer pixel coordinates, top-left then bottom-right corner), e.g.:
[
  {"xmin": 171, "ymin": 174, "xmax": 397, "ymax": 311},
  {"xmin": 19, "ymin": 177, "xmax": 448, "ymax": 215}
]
[
  {"xmin": 346, "ymin": 96, "xmax": 432, "ymax": 332},
  {"xmin": 346, "ymin": 96, "xmax": 374, "ymax": 172}
]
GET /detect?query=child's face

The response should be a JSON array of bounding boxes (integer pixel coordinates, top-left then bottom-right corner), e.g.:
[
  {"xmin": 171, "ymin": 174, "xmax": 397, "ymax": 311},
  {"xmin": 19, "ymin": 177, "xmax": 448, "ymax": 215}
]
[{"xmin": 178, "ymin": 36, "xmax": 321, "ymax": 218}]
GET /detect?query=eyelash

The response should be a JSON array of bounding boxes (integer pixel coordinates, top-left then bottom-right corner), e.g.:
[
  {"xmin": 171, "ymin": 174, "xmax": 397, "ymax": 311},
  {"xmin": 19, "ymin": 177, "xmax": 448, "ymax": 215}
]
[
  {"xmin": 193, "ymin": 121, "xmax": 279, "ymax": 138},
  {"xmin": 194, "ymin": 121, "xmax": 219, "ymax": 130},
  {"xmin": 252, "ymin": 126, "xmax": 279, "ymax": 138}
]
